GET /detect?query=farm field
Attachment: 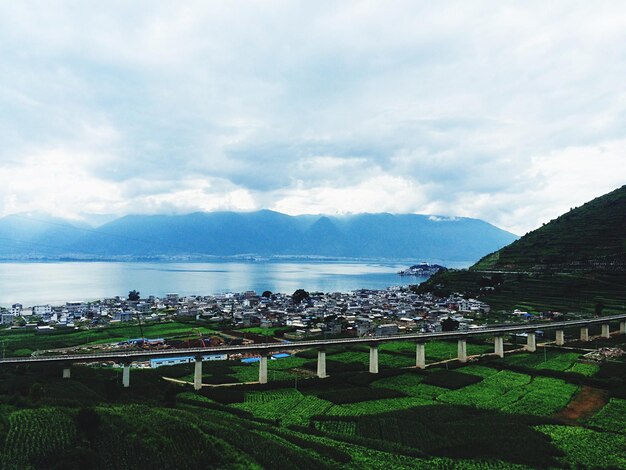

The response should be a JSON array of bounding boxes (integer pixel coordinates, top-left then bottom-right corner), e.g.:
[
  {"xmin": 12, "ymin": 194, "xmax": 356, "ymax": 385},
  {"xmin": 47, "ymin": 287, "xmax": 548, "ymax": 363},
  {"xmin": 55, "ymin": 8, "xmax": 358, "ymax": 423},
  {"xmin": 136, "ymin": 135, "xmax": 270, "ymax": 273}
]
[
  {"xmin": 586, "ymin": 398, "xmax": 626, "ymax": 434},
  {"xmin": 0, "ymin": 320, "xmax": 217, "ymax": 356},
  {"xmin": 500, "ymin": 351, "xmax": 600, "ymax": 376},
  {"xmin": 377, "ymin": 340, "xmax": 495, "ymax": 363},
  {"xmin": 238, "ymin": 326, "xmax": 292, "ymax": 336},
  {"xmin": 0, "ymin": 338, "xmax": 625, "ymax": 468}
]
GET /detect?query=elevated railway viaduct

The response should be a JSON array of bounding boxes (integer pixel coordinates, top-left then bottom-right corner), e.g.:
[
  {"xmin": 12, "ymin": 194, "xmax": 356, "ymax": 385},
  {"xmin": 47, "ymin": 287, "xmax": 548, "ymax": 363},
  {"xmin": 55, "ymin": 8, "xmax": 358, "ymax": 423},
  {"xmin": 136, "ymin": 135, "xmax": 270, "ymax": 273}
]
[{"xmin": 1, "ymin": 314, "xmax": 625, "ymax": 389}]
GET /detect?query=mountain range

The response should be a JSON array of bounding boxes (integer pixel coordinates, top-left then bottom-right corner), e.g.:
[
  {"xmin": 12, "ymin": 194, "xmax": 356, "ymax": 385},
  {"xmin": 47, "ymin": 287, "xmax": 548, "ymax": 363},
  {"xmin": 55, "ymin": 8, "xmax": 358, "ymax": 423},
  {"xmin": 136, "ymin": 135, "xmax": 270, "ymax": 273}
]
[{"xmin": 0, "ymin": 210, "xmax": 518, "ymax": 262}]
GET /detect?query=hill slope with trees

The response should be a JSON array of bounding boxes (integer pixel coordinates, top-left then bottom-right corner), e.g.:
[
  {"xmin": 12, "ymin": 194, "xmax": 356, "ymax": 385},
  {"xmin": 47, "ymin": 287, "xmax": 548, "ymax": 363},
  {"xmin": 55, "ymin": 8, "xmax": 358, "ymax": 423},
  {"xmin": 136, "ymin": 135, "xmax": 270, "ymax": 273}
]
[
  {"xmin": 473, "ymin": 184, "xmax": 626, "ymax": 272},
  {"xmin": 418, "ymin": 185, "xmax": 626, "ymax": 313}
]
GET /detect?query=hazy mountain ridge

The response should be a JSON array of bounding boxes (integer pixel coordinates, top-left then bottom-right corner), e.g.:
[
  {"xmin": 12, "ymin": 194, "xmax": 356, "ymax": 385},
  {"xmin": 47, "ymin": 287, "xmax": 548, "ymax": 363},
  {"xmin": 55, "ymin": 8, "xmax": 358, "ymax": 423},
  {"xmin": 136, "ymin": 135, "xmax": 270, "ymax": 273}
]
[{"xmin": 0, "ymin": 210, "xmax": 517, "ymax": 261}]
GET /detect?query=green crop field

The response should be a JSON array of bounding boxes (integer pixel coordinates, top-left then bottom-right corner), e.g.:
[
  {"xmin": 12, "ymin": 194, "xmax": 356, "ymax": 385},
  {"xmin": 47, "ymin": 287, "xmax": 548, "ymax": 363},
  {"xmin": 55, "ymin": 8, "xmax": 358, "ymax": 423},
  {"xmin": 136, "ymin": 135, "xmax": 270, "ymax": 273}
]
[
  {"xmin": 0, "ymin": 320, "xmax": 217, "ymax": 356},
  {"xmin": 586, "ymin": 398, "xmax": 626, "ymax": 434},
  {"xmin": 239, "ymin": 326, "xmax": 292, "ymax": 336},
  {"xmin": 173, "ymin": 355, "xmax": 310, "ymax": 384},
  {"xmin": 501, "ymin": 351, "xmax": 601, "ymax": 376},
  {"xmin": 536, "ymin": 425, "xmax": 626, "ymax": 469},
  {"xmin": 325, "ymin": 396, "xmax": 436, "ymax": 416},
  {"xmin": 233, "ymin": 391, "xmax": 333, "ymax": 425},
  {"xmin": 0, "ymin": 323, "xmax": 625, "ymax": 469},
  {"xmin": 1, "ymin": 408, "xmax": 76, "ymax": 468},
  {"xmin": 370, "ymin": 372, "xmax": 425, "ymax": 393},
  {"xmin": 436, "ymin": 370, "xmax": 579, "ymax": 415}
]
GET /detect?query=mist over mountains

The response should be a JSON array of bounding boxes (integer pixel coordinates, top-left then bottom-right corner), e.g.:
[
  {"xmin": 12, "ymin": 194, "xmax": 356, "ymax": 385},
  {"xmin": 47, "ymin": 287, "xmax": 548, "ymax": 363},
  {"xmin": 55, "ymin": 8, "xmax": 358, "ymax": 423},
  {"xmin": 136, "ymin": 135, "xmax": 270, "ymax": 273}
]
[{"xmin": 0, "ymin": 210, "xmax": 517, "ymax": 262}]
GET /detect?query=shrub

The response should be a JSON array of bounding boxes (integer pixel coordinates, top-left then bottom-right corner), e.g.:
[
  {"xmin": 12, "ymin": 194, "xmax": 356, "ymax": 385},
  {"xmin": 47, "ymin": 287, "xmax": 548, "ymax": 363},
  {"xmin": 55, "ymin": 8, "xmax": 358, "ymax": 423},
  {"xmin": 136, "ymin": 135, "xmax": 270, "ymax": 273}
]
[
  {"xmin": 200, "ymin": 388, "xmax": 245, "ymax": 404},
  {"xmin": 422, "ymin": 370, "xmax": 483, "ymax": 390},
  {"xmin": 76, "ymin": 407, "xmax": 100, "ymax": 440}
]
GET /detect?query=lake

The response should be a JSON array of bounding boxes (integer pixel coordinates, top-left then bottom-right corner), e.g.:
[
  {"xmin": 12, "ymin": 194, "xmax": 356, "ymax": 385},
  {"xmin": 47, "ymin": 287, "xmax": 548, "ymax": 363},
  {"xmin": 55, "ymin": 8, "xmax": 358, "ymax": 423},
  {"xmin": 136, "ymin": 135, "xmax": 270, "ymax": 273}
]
[{"xmin": 0, "ymin": 260, "xmax": 469, "ymax": 307}]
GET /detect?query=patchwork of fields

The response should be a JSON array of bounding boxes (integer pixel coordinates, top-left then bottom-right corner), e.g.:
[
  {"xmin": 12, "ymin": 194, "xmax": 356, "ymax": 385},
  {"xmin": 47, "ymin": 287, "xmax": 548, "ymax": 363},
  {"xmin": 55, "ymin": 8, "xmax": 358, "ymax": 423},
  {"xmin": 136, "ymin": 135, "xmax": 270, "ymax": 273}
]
[{"xmin": 0, "ymin": 337, "xmax": 625, "ymax": 468}]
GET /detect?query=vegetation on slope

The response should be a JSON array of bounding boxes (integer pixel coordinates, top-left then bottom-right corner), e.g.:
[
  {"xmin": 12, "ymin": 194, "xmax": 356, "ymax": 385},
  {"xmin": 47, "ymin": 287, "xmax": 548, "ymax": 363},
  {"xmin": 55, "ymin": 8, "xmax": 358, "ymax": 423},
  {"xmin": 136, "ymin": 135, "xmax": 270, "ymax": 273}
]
[
  {"xmin": 473, "ymin": 184, "xmax": 626, "ymax": 272},
  {"xmin": 418, "ymin": 185, "xmax": 626, "ymax": 313},
  {"xmin": 417, "ymin": 270, "xmax": 626, "ymax": 313}
]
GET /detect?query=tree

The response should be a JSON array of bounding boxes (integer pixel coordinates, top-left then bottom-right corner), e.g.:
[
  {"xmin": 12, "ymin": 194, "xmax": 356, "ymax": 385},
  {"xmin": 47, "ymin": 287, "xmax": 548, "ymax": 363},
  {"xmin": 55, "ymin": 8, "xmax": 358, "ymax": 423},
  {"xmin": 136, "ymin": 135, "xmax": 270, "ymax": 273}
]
[
  {"xmin": 292, "ymin": 289, "xmax": 310, "ymax": 304},
  {"xmin": 262, "ymin": 290, "xmax": 272, "ymax": 298},
  {"xmin": 128, "ymin": 290, "xmax": 140, "ymax": 301},
  {"xmin": 594, "ymin": 302, "xmax": 605, "ymax": 316},
  {"xmin": 441, "ymin": 317, "xmax": 459, "ymax": 332},
  {"xmin": 29, "ymin": 383, "xmax": 43, "ymax": 402},
  {"xmin": 76, "ymin": 407, "xmax": 100, "ymax": 440}
]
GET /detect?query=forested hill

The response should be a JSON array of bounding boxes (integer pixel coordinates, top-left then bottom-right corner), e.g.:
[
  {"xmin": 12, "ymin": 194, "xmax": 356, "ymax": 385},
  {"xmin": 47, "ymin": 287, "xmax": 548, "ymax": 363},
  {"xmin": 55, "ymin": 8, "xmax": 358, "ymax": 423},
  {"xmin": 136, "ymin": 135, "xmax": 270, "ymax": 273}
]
[
  {"xmin": 417, "ymin": 185, "xmax": 626, "ymax": 314},
  {"xmin": 473, "ymin": 184, "xmax": 626, "ymax": 273}
]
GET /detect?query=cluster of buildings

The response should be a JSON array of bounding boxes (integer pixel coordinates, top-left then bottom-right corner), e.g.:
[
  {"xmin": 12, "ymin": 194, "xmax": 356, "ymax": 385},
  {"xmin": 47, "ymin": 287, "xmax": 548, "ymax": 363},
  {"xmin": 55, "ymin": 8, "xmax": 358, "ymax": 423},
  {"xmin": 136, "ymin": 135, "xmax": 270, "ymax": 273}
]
[{"xmin": 0, "ymin": 287, "xmax": 492, "ymax": 338}]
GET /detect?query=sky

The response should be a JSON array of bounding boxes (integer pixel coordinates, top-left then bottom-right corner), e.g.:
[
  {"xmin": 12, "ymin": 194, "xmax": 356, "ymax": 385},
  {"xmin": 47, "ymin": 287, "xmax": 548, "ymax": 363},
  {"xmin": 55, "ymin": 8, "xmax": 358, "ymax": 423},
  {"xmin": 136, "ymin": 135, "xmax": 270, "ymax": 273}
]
[{"xmin": 0, "ymin": 1, "xmax": 625, "ymax": 235}]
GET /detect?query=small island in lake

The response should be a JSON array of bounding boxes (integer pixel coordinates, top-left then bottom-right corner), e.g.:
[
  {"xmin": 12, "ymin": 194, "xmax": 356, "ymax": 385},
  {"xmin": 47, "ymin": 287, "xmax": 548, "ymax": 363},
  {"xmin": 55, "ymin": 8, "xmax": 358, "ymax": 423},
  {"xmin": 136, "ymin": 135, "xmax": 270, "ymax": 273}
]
[{"xmin": 398, "ymin": 262, "xmax": 446, "ymax": 276}]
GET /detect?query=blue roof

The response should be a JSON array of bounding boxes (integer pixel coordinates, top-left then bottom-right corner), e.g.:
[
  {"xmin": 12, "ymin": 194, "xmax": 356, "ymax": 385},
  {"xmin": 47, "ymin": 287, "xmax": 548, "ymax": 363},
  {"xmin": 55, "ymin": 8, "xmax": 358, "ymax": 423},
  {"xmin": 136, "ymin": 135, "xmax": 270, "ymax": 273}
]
[
  {"xmin": 272, "ymin": 353, "xmax": 290, "ymax": 359},
  {"xmin": 241, "ymin": 357, "xmax": 260, "ymax": 363}
]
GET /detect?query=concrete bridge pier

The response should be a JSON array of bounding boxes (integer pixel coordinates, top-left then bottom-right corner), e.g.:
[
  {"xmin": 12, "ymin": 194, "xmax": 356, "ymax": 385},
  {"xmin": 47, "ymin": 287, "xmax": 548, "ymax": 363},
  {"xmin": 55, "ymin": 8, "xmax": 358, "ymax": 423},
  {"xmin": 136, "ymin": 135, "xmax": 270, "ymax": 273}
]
[
  {"xmin": 62, "ymin": 366, "xmax": 71, "ymax": 379},
  {"xmin": 555, "ymin": 330, "xmax": 565, "ymax": 346},
  {"xmin": 620, "ymin": 321, "xmax": 626, "ymax": 335},
  {"xmin": 122, "ymin": 363, "xmax": 131, "ymax": 388},
  {"xmin": 317, "ymin": 349, "xmax": 327, "ymax": 378},
  {"xmin": 602, "ymin": 323, "xmax": 610, "ymax": 339},
  {"xmin": 194, "ymin": 356, "xmax": 203, "ymax": 391},
  {"xmin": 526, "ymin": 332, "xmax": 536, "ymax": 352},
  {"xmin": 580, "ymin": 326, "xmax": 589, "ymax": 342},
  {"xmin": 457, "ymin": 339, "xmax": 467, "ymax": 363},
  {"xmin": 259, "ymin": 354, "xmax": 268, "ymax": 384},
  {"xmin": 416, "ymin": 342, "xmax": 426, "ymax": 369},
  {"xmin": 494, "ymin": 336, "xmax": 504, "ymax": 358},
  {"xmin": 369, "ymin": 345, "xmax": 379, "ymax": 374}
]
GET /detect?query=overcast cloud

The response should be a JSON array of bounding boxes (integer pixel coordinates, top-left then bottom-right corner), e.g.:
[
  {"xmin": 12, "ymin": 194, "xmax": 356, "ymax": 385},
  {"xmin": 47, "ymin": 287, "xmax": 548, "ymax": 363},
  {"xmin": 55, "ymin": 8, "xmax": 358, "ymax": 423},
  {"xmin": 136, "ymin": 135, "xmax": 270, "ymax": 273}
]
[{"xmin": 1, "ymin": 1, "xmax": 625, "ymax": 234}]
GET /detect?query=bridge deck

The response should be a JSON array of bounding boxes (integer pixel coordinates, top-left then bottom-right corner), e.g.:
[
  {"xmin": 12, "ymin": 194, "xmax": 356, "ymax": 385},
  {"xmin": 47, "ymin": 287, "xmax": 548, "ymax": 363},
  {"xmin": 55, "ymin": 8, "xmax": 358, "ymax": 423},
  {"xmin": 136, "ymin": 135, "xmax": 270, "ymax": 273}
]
[{"xmin": 1, "ymin": 314, "xmax": 624, "ymax": 365}]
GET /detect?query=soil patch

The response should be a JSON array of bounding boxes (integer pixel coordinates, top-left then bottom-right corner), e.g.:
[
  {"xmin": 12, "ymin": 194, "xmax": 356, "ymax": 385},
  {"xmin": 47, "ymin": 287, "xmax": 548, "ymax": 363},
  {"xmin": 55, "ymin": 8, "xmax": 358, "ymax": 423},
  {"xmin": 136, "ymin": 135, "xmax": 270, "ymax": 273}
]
[{"xmin": 555, "ymin": 385, "xmax": 609, "ymax": 423}]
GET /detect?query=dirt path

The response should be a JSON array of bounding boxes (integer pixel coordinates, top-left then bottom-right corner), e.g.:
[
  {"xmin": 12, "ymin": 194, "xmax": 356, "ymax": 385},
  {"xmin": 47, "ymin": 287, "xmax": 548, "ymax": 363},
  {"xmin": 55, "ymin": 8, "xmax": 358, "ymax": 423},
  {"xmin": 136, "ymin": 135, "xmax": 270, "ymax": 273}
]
[{"xmin": 555, "ymin": 385, "xmax": 609, "ymax": 423}]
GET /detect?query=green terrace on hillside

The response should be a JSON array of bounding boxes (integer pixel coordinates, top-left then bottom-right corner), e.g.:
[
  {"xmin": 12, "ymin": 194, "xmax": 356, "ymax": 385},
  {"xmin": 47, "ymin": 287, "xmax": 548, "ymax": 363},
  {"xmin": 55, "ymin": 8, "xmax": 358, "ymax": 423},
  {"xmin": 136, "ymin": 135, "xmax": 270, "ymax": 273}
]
[
  {"xmin": 418, "ymin": 270, "xmax": 626, "ymax": 314},
  {"xmin": 419, "ymin": 185, "xmax": 626, "ymax": 314},
  {"xmin": 473, "ymin": 184, "xmax": 626, "ymax": 272}
]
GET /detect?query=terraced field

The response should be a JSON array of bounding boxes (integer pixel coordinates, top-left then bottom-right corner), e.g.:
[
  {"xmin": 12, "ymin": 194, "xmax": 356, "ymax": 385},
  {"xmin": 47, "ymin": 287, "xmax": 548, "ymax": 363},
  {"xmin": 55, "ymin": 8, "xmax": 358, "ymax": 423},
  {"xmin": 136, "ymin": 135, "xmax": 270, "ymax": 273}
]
[{"xmin": 1, "ymin": 338, "xmax": 625, "ymax": 468}]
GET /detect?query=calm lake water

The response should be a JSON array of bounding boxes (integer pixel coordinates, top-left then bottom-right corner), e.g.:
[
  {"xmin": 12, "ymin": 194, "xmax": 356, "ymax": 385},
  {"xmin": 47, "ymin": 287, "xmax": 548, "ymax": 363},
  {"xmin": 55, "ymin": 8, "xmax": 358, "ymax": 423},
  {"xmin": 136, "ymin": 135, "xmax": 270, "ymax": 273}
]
[{"xmin": 0, "ymin": 261, "xmax": 469, "ymax": 307}]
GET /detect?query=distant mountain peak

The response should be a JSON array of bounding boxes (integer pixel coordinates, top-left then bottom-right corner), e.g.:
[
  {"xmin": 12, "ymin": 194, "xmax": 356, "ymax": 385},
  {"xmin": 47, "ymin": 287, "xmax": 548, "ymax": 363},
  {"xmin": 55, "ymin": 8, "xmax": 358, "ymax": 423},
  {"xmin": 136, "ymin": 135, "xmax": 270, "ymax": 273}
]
[{"xmin": 0, "ymin": 209, "xmax": 517, "ymax": 262}]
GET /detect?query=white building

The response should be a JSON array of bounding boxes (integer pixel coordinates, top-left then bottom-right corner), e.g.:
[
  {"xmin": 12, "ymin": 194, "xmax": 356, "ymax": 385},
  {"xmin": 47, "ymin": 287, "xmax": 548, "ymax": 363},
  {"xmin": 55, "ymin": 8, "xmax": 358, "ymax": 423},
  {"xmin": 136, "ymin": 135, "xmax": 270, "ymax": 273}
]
[{"xmin": 33, "ymin": 305, "xmax": 52, "ymax": 316}]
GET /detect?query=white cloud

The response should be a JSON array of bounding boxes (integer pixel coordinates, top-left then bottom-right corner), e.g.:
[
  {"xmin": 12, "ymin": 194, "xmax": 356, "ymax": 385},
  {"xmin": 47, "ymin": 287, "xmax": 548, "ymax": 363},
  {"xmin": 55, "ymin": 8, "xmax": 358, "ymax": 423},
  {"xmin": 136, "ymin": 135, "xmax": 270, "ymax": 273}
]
[
  {"xmin": 271, "ymin": 175, "xmax": 431, "ymax": 215},
  {"xmin": 0, "ymin": 1, "xmax": 625, "ymax": 233}
]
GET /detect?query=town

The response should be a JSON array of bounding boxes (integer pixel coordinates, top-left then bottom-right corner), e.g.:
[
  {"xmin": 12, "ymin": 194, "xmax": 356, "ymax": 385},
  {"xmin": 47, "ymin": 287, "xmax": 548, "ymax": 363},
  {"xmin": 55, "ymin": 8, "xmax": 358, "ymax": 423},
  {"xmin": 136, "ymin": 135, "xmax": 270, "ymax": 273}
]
[{"xmin": 2, "ymin": 286, "xmax": 506, "ymax": 342}]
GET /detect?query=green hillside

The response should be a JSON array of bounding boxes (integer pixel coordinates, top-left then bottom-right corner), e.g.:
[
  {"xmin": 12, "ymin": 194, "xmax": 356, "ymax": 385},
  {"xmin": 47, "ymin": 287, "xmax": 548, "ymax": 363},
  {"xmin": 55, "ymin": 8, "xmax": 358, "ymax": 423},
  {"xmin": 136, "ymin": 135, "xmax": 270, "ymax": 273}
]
[
  {"xmin": 473, "ymin": 184, "xmax": 626, "ymax": 272},
  {"xmin": 418, "ymin": 185, "xmax": 626, "ymax": 313}
]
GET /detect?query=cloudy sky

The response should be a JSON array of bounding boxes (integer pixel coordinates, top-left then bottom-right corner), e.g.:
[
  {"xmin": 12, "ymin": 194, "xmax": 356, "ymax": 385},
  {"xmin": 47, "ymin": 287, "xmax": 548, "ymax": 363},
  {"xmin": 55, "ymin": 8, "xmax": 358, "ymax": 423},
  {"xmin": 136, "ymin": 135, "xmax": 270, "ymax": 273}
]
[{"xmin": 1, "ymin": 1, "xmax": 625, "ymax": 235}]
